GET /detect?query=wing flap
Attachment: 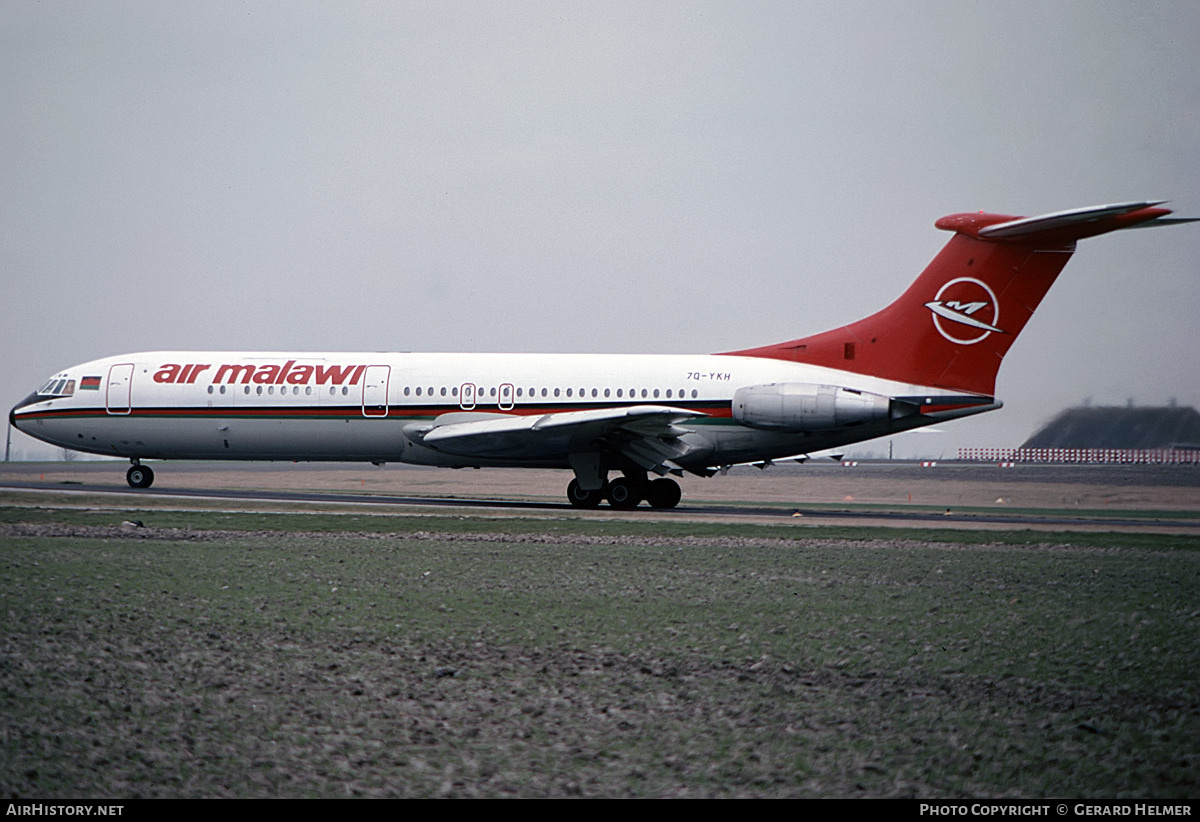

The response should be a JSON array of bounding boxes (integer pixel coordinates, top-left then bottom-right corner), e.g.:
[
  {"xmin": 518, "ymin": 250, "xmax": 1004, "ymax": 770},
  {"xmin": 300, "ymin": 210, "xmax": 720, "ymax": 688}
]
[
  {"xmin": 618, "ymin": 436, "xmax": 690, "ymax": 475},
  {"xmin": 421, "ymin": 405, "xmax": 700, "ymax": 444},
  {"xmin": 530, "ymin": 404, "xmax": 700, "ymax": 431},
  {"xmin": 414, "ymin": 404, "xmax": 707, "ymax": 472},
  {"xmin": 420, "ymin": 412, "xmax": 540, "ymax": 444}
]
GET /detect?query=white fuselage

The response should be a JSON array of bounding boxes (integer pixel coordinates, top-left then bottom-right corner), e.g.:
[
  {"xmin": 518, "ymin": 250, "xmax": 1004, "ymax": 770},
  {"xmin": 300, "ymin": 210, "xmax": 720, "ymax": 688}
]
[{"xmin": 11, "ymin": 349, "xmax": 984, "ymax": 471}]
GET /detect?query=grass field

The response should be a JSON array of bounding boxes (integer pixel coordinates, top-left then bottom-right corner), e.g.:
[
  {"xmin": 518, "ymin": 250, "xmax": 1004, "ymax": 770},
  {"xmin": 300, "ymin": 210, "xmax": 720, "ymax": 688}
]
[{"xmin": 2, "ymin": 503, "xmax": 1198, "ymax": 798}]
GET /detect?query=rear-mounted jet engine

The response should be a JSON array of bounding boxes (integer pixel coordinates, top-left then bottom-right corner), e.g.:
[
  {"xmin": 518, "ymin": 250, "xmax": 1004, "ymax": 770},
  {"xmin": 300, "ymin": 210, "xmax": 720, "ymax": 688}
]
[{"xmin": 731, "ymin": 383, "xmax": 899, "ymax": 432}]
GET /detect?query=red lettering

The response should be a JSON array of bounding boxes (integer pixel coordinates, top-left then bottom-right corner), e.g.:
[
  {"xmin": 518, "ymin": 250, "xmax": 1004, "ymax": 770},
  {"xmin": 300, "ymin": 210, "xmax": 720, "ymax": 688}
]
[
  {"xmin": 252, "ymin": 365, "xmax": 281, "ymax": 384},
  {"xmin": 214, "ymin": 364, "xmax": 256, "ymax": 384},
  {"xmin": 275, "ymin": 360, "xmax": 296, "ymax": 385},
  {"xmin": 315, "ymin": 364, "xmax": 358, "ymax": 385},
  {"xmin": 207, "ymin": 361, "xmax": 368, "ymax": 386},
  {"xmin": 286, "ymin": 364, "xmax": 314, "ymax": 384},
  {"xmin": 154, "ymin": 364, "xmax": 182, "ymax": 383}
]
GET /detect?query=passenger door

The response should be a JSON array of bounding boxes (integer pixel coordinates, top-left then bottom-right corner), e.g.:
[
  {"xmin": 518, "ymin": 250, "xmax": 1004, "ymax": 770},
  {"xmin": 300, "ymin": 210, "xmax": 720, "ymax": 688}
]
[
  {"xmin": 105, "ymin": 363, "xmax": 134, "ymax": 415},
  {"xmin": 361, "ymin": 365, "xmax": 390, "ymax": 417}
]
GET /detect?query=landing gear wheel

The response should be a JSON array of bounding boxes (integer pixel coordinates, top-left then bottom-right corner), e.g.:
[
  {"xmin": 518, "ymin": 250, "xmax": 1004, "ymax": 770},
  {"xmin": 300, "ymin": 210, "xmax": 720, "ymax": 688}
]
[
  {"xmin": 646, "ymin": 478, "xmax": 682, "ymax": 509},
  {"xmin": 566, "ymin": 478, "xmax": 604, "ymax": 508},
  {"xmin": 606, "ymin": 477, "xmax": 642, "ymax": 509},
  {"xmin": 126, "ymin": 464, "xmax": 154, "ymax": 489}
]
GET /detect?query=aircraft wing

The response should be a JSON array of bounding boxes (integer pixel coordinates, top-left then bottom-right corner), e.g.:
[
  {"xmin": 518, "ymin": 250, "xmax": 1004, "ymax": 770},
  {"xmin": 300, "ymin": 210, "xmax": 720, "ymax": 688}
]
[{"xmin": 411, "ymin": 405, "xmax": 707, "ymax": 474}]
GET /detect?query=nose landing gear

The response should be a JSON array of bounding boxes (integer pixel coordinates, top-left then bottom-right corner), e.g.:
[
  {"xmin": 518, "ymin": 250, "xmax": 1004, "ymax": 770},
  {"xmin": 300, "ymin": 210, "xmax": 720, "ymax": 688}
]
[{"xmin": 126, "ymin": 461, "xmax": 154, "ymax": 489}]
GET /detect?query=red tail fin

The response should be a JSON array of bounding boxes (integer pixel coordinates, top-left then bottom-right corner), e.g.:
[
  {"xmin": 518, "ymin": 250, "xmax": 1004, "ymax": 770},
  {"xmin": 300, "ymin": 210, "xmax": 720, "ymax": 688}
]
[{"xmin": 723, "ymin": 202, "xmax": 1182, "ymax": 397}]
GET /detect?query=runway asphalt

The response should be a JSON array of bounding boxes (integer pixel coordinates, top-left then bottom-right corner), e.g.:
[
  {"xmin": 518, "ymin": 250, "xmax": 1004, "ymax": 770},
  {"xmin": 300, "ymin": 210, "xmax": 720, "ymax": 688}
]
[{"xmin": 3, "ymin": 459, "xmax": 1198, "ymax": 532}]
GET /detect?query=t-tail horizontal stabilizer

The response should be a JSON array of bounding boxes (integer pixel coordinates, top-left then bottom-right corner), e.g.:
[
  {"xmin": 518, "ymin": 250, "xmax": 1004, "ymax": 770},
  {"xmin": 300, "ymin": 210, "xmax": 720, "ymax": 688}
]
[{"xmin": 948, "ymin": 200, "xmax": 1193, "ymax": 244}]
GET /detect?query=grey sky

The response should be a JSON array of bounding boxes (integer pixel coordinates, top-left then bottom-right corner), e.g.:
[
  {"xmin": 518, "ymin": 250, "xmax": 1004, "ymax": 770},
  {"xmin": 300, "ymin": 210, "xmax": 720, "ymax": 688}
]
[{"xmin": 3, "ymin": 1, "xmax": 1198, "ymax": 460}]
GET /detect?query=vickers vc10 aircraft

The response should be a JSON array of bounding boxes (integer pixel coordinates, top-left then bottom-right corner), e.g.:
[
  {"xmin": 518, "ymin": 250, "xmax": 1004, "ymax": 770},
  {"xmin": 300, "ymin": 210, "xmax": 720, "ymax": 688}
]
[{"xmin": 11, "ymin": 201, "xmax": 1193, "ymax": 509}]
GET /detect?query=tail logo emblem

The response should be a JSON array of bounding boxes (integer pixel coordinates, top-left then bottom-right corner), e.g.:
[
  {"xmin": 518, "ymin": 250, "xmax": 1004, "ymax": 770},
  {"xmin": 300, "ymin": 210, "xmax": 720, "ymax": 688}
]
[{"xmin": 925, "ymin": 277, "xmax": 1004, "ymax": 344}]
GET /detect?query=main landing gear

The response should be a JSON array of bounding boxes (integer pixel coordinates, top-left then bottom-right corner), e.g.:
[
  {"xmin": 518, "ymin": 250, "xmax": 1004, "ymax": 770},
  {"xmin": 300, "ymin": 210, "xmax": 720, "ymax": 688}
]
[
  {"xmin": 566, "ymin": 476, "xmax": 681, "ymax": 510},
  {"xmin": 126, "ymin": 461, "xmax": 154, "ymax": 489}
]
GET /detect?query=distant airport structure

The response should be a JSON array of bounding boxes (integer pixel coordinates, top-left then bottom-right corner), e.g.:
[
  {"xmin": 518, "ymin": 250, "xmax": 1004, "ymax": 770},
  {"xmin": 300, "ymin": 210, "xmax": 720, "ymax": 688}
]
[{"xmin": 960, "ymin": 404, "xmax": 1200, "ymax": 464}]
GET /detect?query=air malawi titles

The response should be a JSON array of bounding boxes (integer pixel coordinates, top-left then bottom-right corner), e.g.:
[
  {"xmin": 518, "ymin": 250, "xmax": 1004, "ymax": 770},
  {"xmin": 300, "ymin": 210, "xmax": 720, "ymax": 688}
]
[{"xmin": 153, "ymin": 361, "xmax": 368, "ymax": 386}]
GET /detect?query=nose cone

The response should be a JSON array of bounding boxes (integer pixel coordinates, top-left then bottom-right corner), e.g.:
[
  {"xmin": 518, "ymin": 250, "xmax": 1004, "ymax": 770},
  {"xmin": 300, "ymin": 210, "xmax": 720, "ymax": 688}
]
[{"xmin": 10, "ymin": 392, "xmax": 44, "ymax": 433}]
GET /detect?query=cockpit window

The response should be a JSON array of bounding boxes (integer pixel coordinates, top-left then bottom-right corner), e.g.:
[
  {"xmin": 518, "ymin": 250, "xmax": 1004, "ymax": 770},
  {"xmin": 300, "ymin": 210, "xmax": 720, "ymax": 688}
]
[{"xmin": 37, "ymin": 377, "xmax": 75, "ymax": 397}]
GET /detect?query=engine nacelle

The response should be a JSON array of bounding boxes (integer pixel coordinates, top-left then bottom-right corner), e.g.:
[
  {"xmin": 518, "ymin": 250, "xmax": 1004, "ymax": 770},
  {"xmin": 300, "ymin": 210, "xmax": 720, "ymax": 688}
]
[{"xmin": 732, "ymin": 383, "xmax": 894, "ymax": 432}]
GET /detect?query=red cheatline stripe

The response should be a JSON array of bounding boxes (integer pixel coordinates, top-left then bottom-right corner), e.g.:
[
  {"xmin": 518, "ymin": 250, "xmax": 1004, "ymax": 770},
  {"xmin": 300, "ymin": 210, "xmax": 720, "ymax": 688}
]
[{"xmin": 15, "ymin": 402, "xmax": 735, "ymax": 421}]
